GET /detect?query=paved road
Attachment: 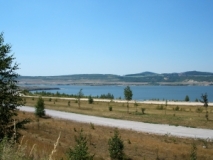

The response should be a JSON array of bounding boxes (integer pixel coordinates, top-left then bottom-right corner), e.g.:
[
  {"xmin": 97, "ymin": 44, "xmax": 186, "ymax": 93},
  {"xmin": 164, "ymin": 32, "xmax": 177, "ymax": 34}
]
[{"xmin": 19, "ymin": 106, "xmax": 213, "ymax": 140}]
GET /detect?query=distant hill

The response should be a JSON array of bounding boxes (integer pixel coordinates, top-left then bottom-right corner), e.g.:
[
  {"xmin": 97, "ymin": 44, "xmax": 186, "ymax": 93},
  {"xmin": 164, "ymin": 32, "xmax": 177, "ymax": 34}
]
[
  {"xmin": 180, "ymin": 71, "xmax": 213, "ymax": 76},
  {"xmin": 126, "ymin": 71, "xmax": 213, "ymax": 77},
  {"xmin": 18, "ymin": 71, "xmax": 213, "ymax": 86},
  {"xmin": 125, "ymin": 71, "xmax": 158, "ymax": 77}
]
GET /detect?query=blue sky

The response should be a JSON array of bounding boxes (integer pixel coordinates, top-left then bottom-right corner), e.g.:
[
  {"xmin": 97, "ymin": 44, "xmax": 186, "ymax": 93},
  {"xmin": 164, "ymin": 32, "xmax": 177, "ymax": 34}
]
[{"xmin": 1, "ymin": 0, "xmax": 213, "ymax": 76}]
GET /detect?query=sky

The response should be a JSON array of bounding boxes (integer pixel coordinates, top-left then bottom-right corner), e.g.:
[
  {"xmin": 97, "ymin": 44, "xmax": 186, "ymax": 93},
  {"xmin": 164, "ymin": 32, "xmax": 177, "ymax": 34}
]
[{"xmin": 1, "ymin": 0, "xmax": 213, "ymax": 76}]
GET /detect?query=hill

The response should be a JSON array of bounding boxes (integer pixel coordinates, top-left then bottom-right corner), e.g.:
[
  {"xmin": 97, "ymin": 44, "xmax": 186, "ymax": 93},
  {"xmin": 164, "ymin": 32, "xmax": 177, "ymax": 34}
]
[
  {"xmin": 18, "ymin": 71, "xmax": 213, "ymax": 86},
  {"xmin": 125, "ymin": 71, "xmax": 158, "ymax": 77}
]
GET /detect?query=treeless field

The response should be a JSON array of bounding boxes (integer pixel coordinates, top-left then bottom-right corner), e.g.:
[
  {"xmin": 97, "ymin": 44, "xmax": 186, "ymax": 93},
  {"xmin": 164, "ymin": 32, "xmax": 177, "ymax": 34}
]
[
  {"xmin": 17, "ymin": 111, "xmax": 213, "ymax": 160},
  {"xmin": 24, "ymin": 96, "xmax": 213, "ymax": 129}
]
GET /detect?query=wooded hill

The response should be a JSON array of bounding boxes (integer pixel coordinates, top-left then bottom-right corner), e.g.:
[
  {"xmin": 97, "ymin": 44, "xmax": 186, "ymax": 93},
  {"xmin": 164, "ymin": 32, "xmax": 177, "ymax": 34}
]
[{"xmin": 18, "ymin": 71, "xmax": 213, "ymax": 86}]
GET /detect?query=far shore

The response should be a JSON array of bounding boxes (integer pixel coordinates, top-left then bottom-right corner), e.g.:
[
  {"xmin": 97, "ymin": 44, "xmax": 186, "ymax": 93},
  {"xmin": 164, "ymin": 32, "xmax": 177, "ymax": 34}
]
[{"xmin": 23, "ymin": 95, "xmax": 213, "ymax": 106}]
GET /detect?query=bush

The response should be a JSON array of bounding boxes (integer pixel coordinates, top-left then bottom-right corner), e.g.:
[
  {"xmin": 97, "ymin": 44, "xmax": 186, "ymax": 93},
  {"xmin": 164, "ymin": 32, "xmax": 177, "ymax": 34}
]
[
  {"xmin": 156, "ymin": 105, "xmax": 164, "ymax": 110},
  {"xmin": 109, "ymin": 106, "xmax": 113, "ymax": 111},
  {"xmin": 141, "ymin": 108, "xmax": 146, "ymax": 114},
  {"xmin": 108, "ymin": 129, "xmax": 124, "ymax": 160},
  {"xmin": 174, "ymin": 106, "xmax": 179, "ymax": 111},
  {"xmin": 196, "ymin": 107, "xmax": 203, "ymax": 113},
  {"xmin": 90, "ymin": 123, "xmax": 95, "ymax": 130}
]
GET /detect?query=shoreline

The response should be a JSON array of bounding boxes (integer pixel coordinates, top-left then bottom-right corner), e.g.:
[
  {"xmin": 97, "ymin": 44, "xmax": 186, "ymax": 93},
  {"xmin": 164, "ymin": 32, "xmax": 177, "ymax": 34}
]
[{"xmin": 23, "ymin": 95, "xmax": 213, "ymax": 106}]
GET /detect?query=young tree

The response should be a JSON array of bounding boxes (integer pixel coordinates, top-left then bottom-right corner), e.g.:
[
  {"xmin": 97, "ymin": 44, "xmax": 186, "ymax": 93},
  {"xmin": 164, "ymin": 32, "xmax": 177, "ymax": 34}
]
[
  {"xmin": 77, "ymin": 89, "xmax": 83, "ymax": 108},
  {"xmin": 0, "ymin": 33, "xmax": 26, "ymax": 140},
  {"xmin": 35, "ymin": 96, "xmax": 45, "ymax": 117},
  {"xmin": 108, "ymin": 129, "xmax": 124, "ymax": 160},
  {"xmin": 124, "ymin": 86, "xmax": 133, "ymax": 113},
  {"xmin": 88, "ymin": 95, "xmax": 93, "ymax": 104},
  {"xmin": 185, "ymin": 95, "xmax": 190, "ymax": 102},
  {"xmin": 200, "ymin": 93, "xmax": 208, "ymax": 120},
  {"xmin": 67, "ymin": 130, "xmax": 94, "ymax": 160}
]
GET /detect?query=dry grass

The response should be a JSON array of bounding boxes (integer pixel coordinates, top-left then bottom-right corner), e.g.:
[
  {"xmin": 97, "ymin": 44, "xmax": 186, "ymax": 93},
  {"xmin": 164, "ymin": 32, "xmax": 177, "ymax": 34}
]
[
  {"xmin": 24, "ymin": 97, "xmax": 213, "ymax": 129},
  {"xmin": 15, "ymin": 111, "xmax": 213, "ymax": 160}
]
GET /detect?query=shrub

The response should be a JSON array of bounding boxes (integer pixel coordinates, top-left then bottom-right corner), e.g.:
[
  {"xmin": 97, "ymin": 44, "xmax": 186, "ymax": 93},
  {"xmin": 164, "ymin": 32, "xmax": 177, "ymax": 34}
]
[
  {"xmin": 156, "ymin": 105, "xmax": 164, "ymax": 110},
  {"xmin": 196, "ymin": 107, "xmax": 203, "ymax": 113},
  {"xmin": 108, "ymin": 129, "xmax": 124, "ymax": 160},
  {"xmin": 141, "ymin": 108, "xmax": 146, "ymax": 114},
  {"xmin": 90, "ymin": 123, "xmax": 95, "ymax": 130},
  {"xmin": 174, "ymin": 106, "xmax": 179, "ymax": 111},
  {"xmin": 109, "ymin": 106, "xmax": 113, "ymax": 111}
]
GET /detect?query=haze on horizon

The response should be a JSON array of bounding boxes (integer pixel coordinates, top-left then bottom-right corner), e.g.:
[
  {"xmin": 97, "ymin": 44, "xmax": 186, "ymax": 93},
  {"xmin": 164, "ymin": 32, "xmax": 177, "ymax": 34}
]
[{"xmin": 1, "ymin": 1, "xmax": 213, "ymax": 76}]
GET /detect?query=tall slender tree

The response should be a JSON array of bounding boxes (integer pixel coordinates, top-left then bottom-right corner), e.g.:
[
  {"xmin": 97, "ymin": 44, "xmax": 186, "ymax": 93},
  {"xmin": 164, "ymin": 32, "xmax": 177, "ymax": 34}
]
[
  {"xmin": 200, "ymin": 93, "xmax": 208, "ymax": 120},
  {"xmin": 124, "ymin": 86, "xmax": 133, "ymax": 113},
  {"xmin": 0, "ymin": 33, "xmax": 26, "ymax": 140},
  {"xmin": 77, "ymin": 89, "xmax": 83, "ymax": 108}
]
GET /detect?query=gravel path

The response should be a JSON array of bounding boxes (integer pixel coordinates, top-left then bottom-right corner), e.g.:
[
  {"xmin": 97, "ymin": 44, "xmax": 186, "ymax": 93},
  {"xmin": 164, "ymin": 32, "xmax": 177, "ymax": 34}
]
[{"xmin": 19, "ymin": 106, "xmax": 213, "ymax": 140}]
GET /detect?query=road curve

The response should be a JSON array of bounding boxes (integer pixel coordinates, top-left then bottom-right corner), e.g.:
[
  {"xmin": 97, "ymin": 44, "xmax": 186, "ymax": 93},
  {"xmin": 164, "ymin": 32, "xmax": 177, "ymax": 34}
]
[{"xmin": 19, "ymin": 106, "xmax": 213, "ymax": 140}]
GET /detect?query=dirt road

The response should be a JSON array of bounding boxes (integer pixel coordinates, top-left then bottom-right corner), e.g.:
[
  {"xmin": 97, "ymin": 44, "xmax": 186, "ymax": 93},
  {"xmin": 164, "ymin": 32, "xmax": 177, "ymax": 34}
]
[{"xmin": 19, "ymin": 106, "xmax": 213, "ymax": 140}]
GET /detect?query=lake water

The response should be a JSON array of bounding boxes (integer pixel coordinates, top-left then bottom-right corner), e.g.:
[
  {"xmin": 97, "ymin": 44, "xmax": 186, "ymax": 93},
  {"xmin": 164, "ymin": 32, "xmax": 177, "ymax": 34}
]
[{"xmin": 29, "ymin": 85, "xmax": 213, "ymax": 102}]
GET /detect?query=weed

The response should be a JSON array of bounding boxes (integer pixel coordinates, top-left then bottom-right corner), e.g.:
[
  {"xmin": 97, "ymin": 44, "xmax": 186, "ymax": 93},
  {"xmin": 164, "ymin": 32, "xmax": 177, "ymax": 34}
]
[
  {"xmin": 90, "ymin": 123, "xmax": 95, "ymax": 130},
  {"xmin": 156, "ymin": 105, "xmax": 164, "ymax": 110},
  {"xmin": 190, "ymin": 141, "xmax": 197, "ymax": 160},
  {"xmin": 141, "ymin": 108, "xmax": 146, "ymax": 114},
  {"xmin": 128, "ymin": 139, "xmax": 131, "ymax": 144}
]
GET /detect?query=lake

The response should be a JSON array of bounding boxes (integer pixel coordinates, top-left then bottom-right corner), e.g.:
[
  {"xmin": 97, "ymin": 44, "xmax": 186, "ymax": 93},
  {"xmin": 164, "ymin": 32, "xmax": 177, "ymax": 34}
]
[{"xmin": 29, "ymin": 85, "xmax": 213, "ymax": 102}]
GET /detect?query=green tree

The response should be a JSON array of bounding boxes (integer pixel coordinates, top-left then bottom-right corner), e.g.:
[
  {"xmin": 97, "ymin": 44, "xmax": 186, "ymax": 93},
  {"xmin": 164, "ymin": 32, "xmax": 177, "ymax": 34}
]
[
  {"xmin": 200, "ymin": 93, "xmax": 208, "ymax": 120},
  {"xmin": 124, "ymin": 86, "xmax": 133, "ymax": 113},
  {"xmin": 185, "ymin": 95, "xmax": 190, "ymax": 102},
  {"xmin": 88, "ymin": 95, "xmax": 93, "ymax": 104},
  {"xmin": 67, "ymin": 130, "xmax": 94, "ymax": 160},
  {"xmin": 35, "ymin": 96, "xmax": 45, "ymax": 117},
  {"xmin": 0, "ymin": 33, "xmax": 26, "ymax": 141},
  {"xmin": 108, "ymin": 129, "xmax": 124, "ymax": 160},
  {"xmin": 77, "ymin": 89, "xmax": 83, "ymax": 108}
]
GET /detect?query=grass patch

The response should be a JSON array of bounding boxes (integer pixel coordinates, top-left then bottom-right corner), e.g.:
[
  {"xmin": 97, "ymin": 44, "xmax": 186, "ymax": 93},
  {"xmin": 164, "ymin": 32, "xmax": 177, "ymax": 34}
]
[
  {"xmin": 23, "ymin": 96, "xmax": 213, "ymax": 129},
  {"xmin": 13, "ymin": 111, "xmax": 213, "ymax": 160}
]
